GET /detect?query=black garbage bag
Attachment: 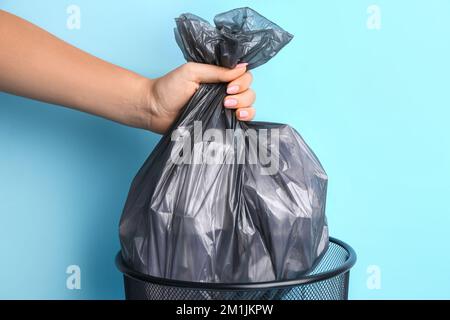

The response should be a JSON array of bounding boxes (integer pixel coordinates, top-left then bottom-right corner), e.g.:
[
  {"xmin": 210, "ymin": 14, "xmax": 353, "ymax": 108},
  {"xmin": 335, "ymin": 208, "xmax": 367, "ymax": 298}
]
[{"xmin": 119, "ymin": 7, "xmax": 329, "ymax": 283}]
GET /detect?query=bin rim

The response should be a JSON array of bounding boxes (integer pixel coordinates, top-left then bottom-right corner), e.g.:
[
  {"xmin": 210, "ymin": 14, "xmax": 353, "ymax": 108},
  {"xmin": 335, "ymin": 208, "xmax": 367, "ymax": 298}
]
[{"xmin": 115, "ymin": 237, "xmax": 356, "ymax": 290}]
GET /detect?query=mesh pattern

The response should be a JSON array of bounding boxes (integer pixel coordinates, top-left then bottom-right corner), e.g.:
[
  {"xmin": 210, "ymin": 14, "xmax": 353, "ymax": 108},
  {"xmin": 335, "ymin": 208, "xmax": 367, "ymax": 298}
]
[{"xmin": 122, "ymin": 241, "xmax": 352, "ymax": 300}]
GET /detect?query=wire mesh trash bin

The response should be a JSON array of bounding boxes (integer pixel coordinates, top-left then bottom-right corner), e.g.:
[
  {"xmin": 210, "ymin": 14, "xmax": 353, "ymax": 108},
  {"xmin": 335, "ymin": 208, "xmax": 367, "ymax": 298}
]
[{"xmin": 115, "ymin": 237, "xmax": 356, "ymax": 300}]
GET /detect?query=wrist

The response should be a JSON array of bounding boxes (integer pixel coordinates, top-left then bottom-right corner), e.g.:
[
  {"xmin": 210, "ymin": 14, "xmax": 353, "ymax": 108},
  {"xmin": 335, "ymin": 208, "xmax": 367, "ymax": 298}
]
[
  {"xmin": 134, "ymin": 76, "xmax": 156, "ymax": 131},
  {"xmin": 137, "ymin": 76, "xmax": 173, "ymax": 134}
]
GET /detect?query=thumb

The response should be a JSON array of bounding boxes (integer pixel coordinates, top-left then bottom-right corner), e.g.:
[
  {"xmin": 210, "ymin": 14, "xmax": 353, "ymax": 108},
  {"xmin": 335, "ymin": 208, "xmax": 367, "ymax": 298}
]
[{"xmin": 186, "ymin": 62, "xmax": 248, "ymax": 84}]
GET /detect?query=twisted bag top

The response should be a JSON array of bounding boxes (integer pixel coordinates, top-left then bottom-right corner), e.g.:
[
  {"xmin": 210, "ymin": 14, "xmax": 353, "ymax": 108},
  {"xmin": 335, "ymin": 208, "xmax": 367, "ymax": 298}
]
[
  {"xmin": 175, "ymin": 7, "xmax": 293, "ymax": 69},
  {"xmin": 119, "ymin": 7, "xmax": 329, "ymax": 283}
]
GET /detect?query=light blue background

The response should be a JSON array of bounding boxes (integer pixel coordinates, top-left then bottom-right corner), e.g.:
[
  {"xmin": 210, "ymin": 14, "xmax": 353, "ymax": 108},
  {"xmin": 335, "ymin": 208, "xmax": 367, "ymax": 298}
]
[{"xmin": 0, "ymin": 0, "xmax": 449, "ymax": 299}]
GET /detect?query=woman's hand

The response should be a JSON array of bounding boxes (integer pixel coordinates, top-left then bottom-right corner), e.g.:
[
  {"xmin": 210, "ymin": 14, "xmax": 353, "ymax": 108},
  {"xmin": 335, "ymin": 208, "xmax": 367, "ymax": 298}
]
[
  {"xmin": 144, "ymin": 62, "xmax": 256, "ymax": 133},
  {"xmin": 0, "ymin": 10, "xmax": 256, "ymax": 134}
]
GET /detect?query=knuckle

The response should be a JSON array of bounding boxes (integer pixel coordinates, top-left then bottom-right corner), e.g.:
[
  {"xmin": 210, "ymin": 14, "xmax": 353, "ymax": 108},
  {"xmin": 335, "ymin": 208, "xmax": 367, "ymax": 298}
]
[
  {"xmin": 183, "ymin": 62, "xmax": 195, "ymax": 73},
  {"xmin": 238, "ymin": 72, "xmax": 252, "ymax": 86},
  {"xmin": 248, "ymin": 88, "xmax": 256, "ymax": 101},
  {"xmin": 238, "ymin": 89, "xmax": 255, "ymax": 107}
]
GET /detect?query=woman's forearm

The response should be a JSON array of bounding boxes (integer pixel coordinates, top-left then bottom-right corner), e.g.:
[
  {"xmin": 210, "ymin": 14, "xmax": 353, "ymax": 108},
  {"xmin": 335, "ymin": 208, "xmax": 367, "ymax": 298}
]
[{"xmin": 0, "ymin": 10, "xmax": 151, "ymax": 129}]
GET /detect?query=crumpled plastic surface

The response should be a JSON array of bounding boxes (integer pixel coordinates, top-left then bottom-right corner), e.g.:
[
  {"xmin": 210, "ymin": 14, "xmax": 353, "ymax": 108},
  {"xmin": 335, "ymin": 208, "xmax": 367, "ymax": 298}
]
[{"xmin": 119, "ymin": 7, "xmax": 329, "ymax": 283}]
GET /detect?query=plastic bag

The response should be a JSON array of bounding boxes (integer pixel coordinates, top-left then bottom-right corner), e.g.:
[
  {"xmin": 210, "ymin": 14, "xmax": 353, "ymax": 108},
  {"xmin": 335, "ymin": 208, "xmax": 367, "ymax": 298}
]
[{"xmin": 119, "ymin": 7, "xmax": 329, "ymax": 283}]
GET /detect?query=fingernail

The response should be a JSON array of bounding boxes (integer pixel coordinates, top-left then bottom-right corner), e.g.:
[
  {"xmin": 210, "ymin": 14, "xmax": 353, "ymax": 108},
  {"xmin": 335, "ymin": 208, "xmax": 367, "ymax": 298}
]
[
  {"xmin": 224, "ymin": 98, "xmax": 238, "ymax": 107},
  {"xmin": 238, "ymin": 110, "xmax": 249, "ymax": 119},
  {"xmin": 235, "ymin": 63, "xmax": 248, "ymax": 69},
  {"xmin": 227, "ymin": 85, "xmax": 240, "ymax": 94}
]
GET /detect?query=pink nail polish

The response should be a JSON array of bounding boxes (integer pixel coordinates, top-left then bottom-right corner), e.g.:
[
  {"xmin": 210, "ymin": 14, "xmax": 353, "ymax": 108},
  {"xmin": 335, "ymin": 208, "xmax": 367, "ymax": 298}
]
[
  {"xmin": 235, "ymin": 63, "xmax": 248, "ymax": 69},
  {"xmin": 239, "ymin": 110, "xmax": 249, "ymax": 118},
  {"xmin": 224, "ymin": 98, "xmax": 238, "ymax": 107},
  {"xmin": 227, "ymin": 85, "xmax": 239, "ymax": 94}
]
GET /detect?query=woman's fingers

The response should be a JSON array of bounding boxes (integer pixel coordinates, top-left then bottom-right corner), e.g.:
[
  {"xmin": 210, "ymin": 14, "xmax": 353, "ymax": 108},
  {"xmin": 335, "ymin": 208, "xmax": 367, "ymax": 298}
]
[
  {"xmin": 216, "ymin": 71, "xmax": 255, "ymax": 121},
  {"xmin": 226, "ymin": 72, "xmax": 253, "ymax": 94},
  {"xmin": 224, "ymin": 88, "xmax": 256, "ymax": 109},
  {"xmin": 224, "ymin": 76, "xmax": 256, "ymax": 121},
  {"xmin": 183, "ymin": 62, "xmax": 248, "ymax": 83}
]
